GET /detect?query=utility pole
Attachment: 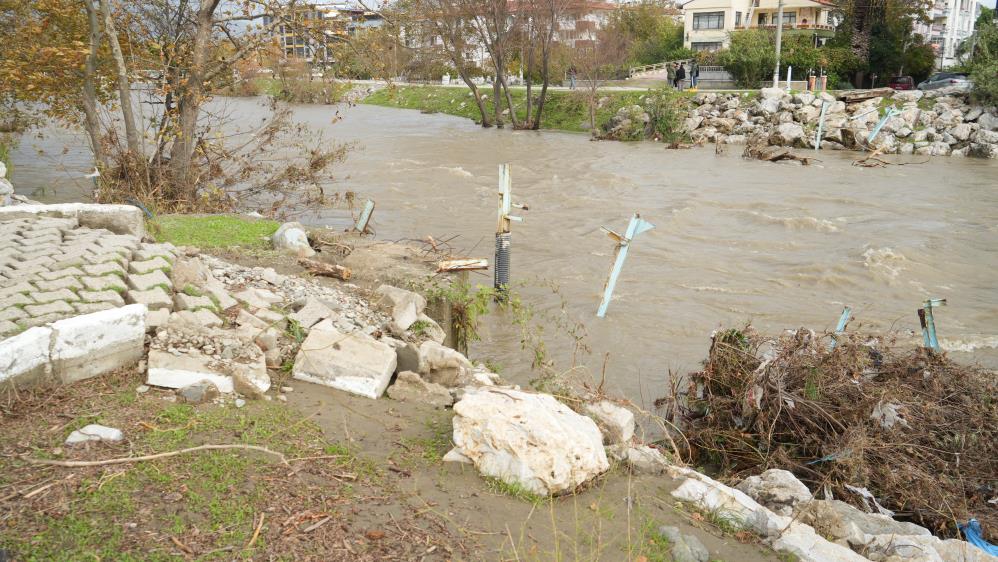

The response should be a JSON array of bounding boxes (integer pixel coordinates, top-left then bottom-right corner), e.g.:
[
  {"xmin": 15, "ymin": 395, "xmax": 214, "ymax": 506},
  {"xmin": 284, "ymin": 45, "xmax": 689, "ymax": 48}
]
[{"xmin": 772, "ymin": 0, "xmax": 785, "ymax": 87}]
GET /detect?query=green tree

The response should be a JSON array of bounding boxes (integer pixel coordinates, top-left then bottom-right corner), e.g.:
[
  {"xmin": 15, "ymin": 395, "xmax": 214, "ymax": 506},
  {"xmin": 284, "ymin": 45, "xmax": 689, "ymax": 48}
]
[
  {"xmin": 968, "ymin": 16, "xmax": 998, "ymax": 104},
  {"xmin": 717, "ymin": 30, "xmax": 776, "ymax": 87},
  {"xmin": 606, "ymin": 1, "xmax": 688, "ymax": 65}
]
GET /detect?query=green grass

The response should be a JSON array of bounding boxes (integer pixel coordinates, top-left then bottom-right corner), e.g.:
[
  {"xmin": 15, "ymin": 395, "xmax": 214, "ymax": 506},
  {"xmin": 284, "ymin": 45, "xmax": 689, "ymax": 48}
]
[
  {"xmin": 484, "ymin": 476, "xmax": 547, "ymax": 505},
  {"xmin": 150, "ymin": 214, "xmax": 280, "ymax": 250},
  {"xmin": 363, "ymin": 85, "xmax": 676, "ymax": 134}
]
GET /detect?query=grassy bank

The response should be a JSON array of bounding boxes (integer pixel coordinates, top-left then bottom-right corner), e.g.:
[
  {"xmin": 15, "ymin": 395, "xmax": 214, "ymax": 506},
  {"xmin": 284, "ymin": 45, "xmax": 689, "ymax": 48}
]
[
  {"xmin": 149, "ymin": 215, "xmax": 280, "ymax": 250},
  {"xmin": 363, "ymin": 85, "xmax": 679, "ymax": 133}
]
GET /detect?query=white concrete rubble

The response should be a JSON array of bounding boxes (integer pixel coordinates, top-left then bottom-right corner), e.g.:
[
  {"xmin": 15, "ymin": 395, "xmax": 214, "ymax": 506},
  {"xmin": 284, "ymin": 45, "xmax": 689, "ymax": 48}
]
[
  {"xmin": 271, "ymin": 222, "xmax": 315, "ymax": 257},
  {"xmin": 292, "ymin": 319, "xmax": 397, "ymax": 399},
  {"xmin": 0, "ymin": 327, "xmax": 53, "ymax": 386},
  {"xmin": 583, "ymin": 400, "xmax": 635, "ymax": 444},
  {"xmin": 376, "ymin": 284, "xmax": 426, "ymax": 333},
  {"xmin": 447, "ymin": 387, "xmax": 609, "ymax": 496},
  {"xmin": 51, "ymin": 304, "xmax": 147, "ymax": 383},
  {"xmin": 387, "ymin": 370, "xmax": 454, "ymax": 408},
  {"xmin": 65, "ymin": 424, "xmax": 124, "ymax": 445},
  {"xmin": 736, "ymin": 469, "xmax": 813, "ymax": 517},
  {"xmin": 418, "ymin": 340, "xmax": 473, "ymax": 387}
]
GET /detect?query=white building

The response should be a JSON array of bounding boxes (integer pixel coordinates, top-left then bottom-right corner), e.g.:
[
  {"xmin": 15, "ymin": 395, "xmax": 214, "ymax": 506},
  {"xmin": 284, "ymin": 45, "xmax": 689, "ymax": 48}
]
[
  {"xmin": 680, "ymin": 0, "xmax": 837, "ymax": 52},
  {"xmin": 913, "ymin": 0, "xmax": 983, "ymax": 69}
]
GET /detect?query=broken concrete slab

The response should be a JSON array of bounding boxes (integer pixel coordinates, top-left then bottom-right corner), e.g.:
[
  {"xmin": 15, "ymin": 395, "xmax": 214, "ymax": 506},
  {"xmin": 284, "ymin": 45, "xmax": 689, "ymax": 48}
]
[
  {"xmin": 146, "ymin": 348, "xmax": 270, "ymax": 394},
  {"xmin": 289, "ymin": 297, "xmax": 335, "ymax": 329},
  {"xmin": 376, "ymin": 284, "xmax": 426, "ymax": 333},
  {"xmin": 0, "ymin": 326, "xmax": 52, "ymax": 387},
  {"xmin": 292, "ymin": 319, "xmax": 397, "ymax": 399},
  {"xmin": 387, "ymin": 371, "xmax": 454, "ymax": 408},
  {"xmin": 65, "ymin": 424, "xmax": 124, "ymax": 446},
  {"xmin": 50, "ymin": 304, "xmax": 146, "ymax": 384},
  {"xmin": 418, "ymin": 341, "xmax": 473, "ymax": 387},
  {"xmin": 584, "ymin": 400, "xmax": 635, "ymax": 445}
]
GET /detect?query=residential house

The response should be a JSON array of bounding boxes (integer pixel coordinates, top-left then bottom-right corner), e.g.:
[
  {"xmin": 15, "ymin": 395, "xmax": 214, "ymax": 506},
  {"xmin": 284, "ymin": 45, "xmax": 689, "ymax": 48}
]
[
  {"xmin": 263, "ymin": 2, "xmax": 383, "ymax": 64},
  {"xmin": 680, "ymin": 0, "xmax": 837, "ymax": 52},
  {"xmin": 913, "ymin": 0, "xmax": 983, "ymax": 68}
]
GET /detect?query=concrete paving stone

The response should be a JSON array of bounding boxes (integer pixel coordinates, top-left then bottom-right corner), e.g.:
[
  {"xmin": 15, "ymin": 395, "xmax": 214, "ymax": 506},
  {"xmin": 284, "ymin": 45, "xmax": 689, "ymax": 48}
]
[
  {"xmin": 28, "ymin": 217, "xmax": 78, "ymax": 231},
  {"xmin": 173, "ymin": 292, "xmax": 215, "ymax": 311},
  {"xmin": 31, "ymin": 288, "xmax": 80, "ymax": 304},
  {"xmin": 127, "ymin": 269, "xmax": 172, "ymax": 292},
  {"xmin": 0, "ymin": 320, "xmax": 20, "ymax": 337},
  {"xmin": 7, "ymin": 255, "xmax": 54, "ymax": 270},
  {"xmin": 16, "ymin": 246, "xmax": 63, "ymax": 261},
  {"xmin": 0, "ymin": 246, "xmax": 22, "ymax": 260},
  {"xmin": 37, "ymin": 267, "xmax": 85, "ymax": 281},
  {"xmin": 79, "ymin": 275, "xmax": 127, "ymax": 292},
  {"xmin": 72, "ymin": 301, "xmax": 116, "ymax": 315},
  {"xmin": 128, "ymin": 256, "xmax": 171, "ymax": 275},
  {"xmin": 146, "ymin": 308, "xmax": 170, "ymax": 331},
  {"xmin": 125, "ymin": 287, "xmax": 173, "ymax": 310},
  {"xmin": 18, "ymin": 227, "xmax": 62, "ymax": 239},
  {"xmin": 0, "ymin": 281, "xmax": 36, "ymax": 299},
  {"xmin": 3, "ymin": 293, "xmax": 33, "ymax": 307},
  {"xmin": 169, "ymin": 309, "xmax": 223, "ymax": 328},
  {"xmin": 82, "ymin": 262, "xmax": 126, "ymax": 277},
  {"xmin": 15, "ymin": 234, "xmax": 61, "ymax": 248},
  {"xmin": 34, "ymin": 276, "xmax": 84, "ymax": 292},
  {"xmin": 24, "ymin": 300, "xmax": 74, "ymax": 318},
  {"xmin": 22, "ymin": 312, "xmax": 68, "ymax": 329},
  {"xmin": 0, "ymin": 307, "xmax": 28, "ymax": 323},
  {"xmin": 96, "ymin": 236, "xmax": 140, "ymax": 251},
  {"xmin": 48, "ymin": 256, "xmax": 88, "ymax": 270},
  {"xmin": 78, "ymin": 290, "xmax": 125, "ymax": 305},
  {"xmin": 60, "ymin": 242, "xmax": 103, "ymax": 255},
  {"xmin": 51, "ymin": 304, "xmax": 146, "ymax": 384},
  {"xmin": 0, "ymin": 265, "xmax": 50, "ymax": 279},
  {"xmin": 84, "ymin": 251, "xmax": 127, "ymax": 265},
  {"xmin": 133, "ymin": 243, "xmax": 177, "ymax": 261}
]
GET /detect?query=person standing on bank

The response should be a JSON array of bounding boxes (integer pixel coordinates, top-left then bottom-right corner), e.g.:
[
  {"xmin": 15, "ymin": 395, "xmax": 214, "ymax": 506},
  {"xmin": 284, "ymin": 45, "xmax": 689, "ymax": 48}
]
[
  {"xmin": 691, "ymin": 60, "xmax": 700, "ymax": 88},
  {"xmin": 675, "ymin": 63, "xmax": 687, "ymax": 90},
  {"xmin": 666, "ymin": 62, "xmax": 676, "ymax": 89}
]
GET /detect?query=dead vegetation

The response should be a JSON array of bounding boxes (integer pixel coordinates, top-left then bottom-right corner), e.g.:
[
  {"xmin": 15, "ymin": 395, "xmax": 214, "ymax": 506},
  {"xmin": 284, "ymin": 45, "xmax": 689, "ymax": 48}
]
[{"xmin": 667, "ymin": 327, "xmax": 998, "ymax": 541}]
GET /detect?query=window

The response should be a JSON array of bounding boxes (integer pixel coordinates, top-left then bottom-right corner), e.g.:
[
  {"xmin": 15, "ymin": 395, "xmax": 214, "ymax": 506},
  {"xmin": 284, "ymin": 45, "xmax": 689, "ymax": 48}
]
[
  {"xmin": 782, "ymin": 11, "xmax": 796, "ymax": 25},
  {"xmin": 693, "ymin": 11, "xmax": 724, "ymax": 30},
  {"xmin": 691, "ymin": 41, "xmax": 723, "ymax": 52},
  {"xmin": 758, "ymin": 13, "xmax": 767, "ymax": 25},
  {"xmin": 735, "ymin": 11, "xmax": 742, "ymax": 26}
]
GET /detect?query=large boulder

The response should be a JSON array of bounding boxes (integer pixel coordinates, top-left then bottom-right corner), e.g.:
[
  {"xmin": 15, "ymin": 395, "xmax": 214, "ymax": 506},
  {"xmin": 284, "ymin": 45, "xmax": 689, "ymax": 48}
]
[
  {"xmin": 770, "ymin": 122, "xmax": 805, "ymax": 147},
  {"xmin": 977, "ymin": 111, "xmax": 998, "ymax": 131},
  {"xmin": 292, "ymin": 319, "xmax": 397, "ymax": 399},
  {"xmin": 271, "ymin": 222, "xmax": 315, "ymax": 257},
  {"xmin": 736, "ymin": 469, "xmax": 813, "ymax": 516},
  {"xmin": 797, "ymin": 499, "xmax": 931, "ymax": 549},
  {"xmin": 445, "ymin": 388, "xmax": 609, "ymax": 496}
]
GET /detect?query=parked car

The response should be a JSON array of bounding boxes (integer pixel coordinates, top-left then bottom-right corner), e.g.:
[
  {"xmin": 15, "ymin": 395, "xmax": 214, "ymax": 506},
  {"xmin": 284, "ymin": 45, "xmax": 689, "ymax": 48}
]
[
  {"xmin": 917, "ymin": 72, "xmax": 973, "ymax": 91},
  {"xmin": 888, "ymin": 76, "xmax": 915, "ymax": 90}
]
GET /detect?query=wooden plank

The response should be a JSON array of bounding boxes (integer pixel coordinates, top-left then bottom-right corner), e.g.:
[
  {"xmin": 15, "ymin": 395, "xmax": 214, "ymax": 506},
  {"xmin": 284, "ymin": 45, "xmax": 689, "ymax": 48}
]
[{"xmin": 437, "ymin": 259, "xmax": 488, "ymax": 272}]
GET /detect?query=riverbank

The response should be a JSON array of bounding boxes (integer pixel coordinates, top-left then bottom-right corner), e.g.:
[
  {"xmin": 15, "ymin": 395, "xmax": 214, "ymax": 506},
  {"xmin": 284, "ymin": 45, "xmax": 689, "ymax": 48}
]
[{"xmin": 362, "ymin": 84, "xmax": 998, "ymax": 158}]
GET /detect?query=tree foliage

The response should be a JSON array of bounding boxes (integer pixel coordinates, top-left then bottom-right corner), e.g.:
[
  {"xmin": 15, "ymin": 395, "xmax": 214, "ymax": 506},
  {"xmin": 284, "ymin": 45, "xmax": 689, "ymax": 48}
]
[
  {"xmin": 969, "ymin": 14, "xmax": 998, "ymax": 104},
  {"xmin": 717, "ymin": 30, "xmax": 776, "ymax": 88},
  {"xmin": 605, "ymin": 1, "xmax": 688, "ymax": 65}
]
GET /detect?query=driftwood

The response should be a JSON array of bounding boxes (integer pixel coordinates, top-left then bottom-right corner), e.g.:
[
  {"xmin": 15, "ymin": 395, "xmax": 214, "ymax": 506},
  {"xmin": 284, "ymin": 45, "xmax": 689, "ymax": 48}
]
[
  {"xmin": 853, "ymin": 150, "xmax": 931, "ymax": 168},
  {"xmin": 437, "ymin": 259, "xmax": 488, "ymax": 273},
  {"xmin": 742, "ymin": 144, "xmax": 817, "ymax": 165},
  {"xmin": 298, "ymin": 258, "xmax": 352, "ymax": 281},
  {"xmin": 837, "ymin": 87, "xmax": 895, "ymax": 103},
  {"xmin": 26, "ymin": 444, "xmax": 289, "ymax": 467}
]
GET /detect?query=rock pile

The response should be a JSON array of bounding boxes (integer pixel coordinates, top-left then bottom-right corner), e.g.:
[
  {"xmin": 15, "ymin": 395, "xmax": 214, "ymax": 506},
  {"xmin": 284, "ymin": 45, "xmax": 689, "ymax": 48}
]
[{"xmin": 683, "ymin": 87, "xmax": 998, "ymax": 158}]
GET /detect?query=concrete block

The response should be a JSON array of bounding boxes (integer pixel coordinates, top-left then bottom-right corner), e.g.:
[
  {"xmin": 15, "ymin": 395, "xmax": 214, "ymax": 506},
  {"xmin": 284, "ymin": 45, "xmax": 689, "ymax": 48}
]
[
  {"xmin": 292, "ymin": 320, "xmax": 397, "ymax": 399},
  {"xmin": 0, "ymin": 307, "xmax": 27, "ymax": 323},
  {"xmin": 128, "ymin": 256, "xmax": 172, "ymax": 275},
  {"xmin": 173, "ymin": 293, "xmax": 216, "ymax": 311},
  {"xmin": 146, "ymin": 308, "xmax": 170, "ymax": 332},
  {"xmin": 0, "ymin": 327, "xmax": 52, "ymax": 387},
  {"xmin": 38, "ymin": 267, "xmax": 85, "ymax": 281},
  {"xmin": 34, "ymin": 277, "xmax": 83, "ymax": 292},
  {"xmin": 126, "ymin": 287, "xmax": 173, "ymax": 310},
  {"xmin": 0, "ymin": 204, "xmax": 145, "ymax": 237},
  {"xmin": 24, "ymin": 300, "xmax": 74, "ymax": 317},
  {"xmin": 72, "ymin": 302, "xmax": 116, "ymax": 315},
  {"xmin": 77, "ymin": 290, "xmax": 125, "ymax": 306},
  {"xmin": 168, "ymin": 309, "xmax": 222, "ymax": 329},
  {"xmin": 81, "ymin": 262, "xmax": 125, "ymax": 277},
  {"xmin": 127, "ymin": 270, "xmax": 172, "ymax": 292},
  {"xmin": 50, "ymin": 304, "xmax": 147, "ymax": 384},
  {"xmin": 146, "ymin": 348, "xmax": 269, "ymax": 394},
  {"xmin": 80, "ymin": 275, "xmax": 127, "ymax": 292}
]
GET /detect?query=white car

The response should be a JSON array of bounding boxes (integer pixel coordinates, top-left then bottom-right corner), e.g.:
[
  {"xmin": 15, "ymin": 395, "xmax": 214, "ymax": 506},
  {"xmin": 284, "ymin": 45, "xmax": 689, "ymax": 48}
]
[{"xmin": 917, "ymin": 72, "xmax": 973, "ymax": 91}]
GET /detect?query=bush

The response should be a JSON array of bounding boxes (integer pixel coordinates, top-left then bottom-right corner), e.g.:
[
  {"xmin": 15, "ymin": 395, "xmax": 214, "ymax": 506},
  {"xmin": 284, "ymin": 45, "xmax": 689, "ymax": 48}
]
[
  {"xmin": 969, "ymin": 20, "xmax": 998, "ymax": 104},
  {"xmin": 644, "ymin": 89, "xmax": 687, "ymax": 143},
  {"xmin": 718, "ymin": 30, "xmax": 776, "ymax": 88}
]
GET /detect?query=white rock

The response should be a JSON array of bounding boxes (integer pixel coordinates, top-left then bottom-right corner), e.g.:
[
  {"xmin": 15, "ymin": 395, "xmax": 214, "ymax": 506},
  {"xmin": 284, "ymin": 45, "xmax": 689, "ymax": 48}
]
[
  {"xmin": 387, "ymin": 371, "xmax": 454, "ymax": 408},
  {"xmin": 292, "ymin": 319, "xmax": 397, "ymax": 399},
  {"xmin": 289, "ymin": 298, "xmax": 334, "ymax": 329},
  {"xmin": 147, "ymin": 348, "xmax": 270, "ymax": 394},
  {"xmin": 65, "ymin": 424, "xmax": 124, "ymax": 445},
  {"xmin": 584, "ymin": 400, "xmax": 635, "ymax": 445},
  {"xmin": 447, "ymin": 387, "xmax": 609, "ymax": 496},
  {"xmin": 376, "ymin": 284, "xmax": 426, "ymax": 333},
  {"xmin": 609, "ymin": 444, "xmax": 671, "ymax": 474},
  {"xmin": 51, "ymin": 304, "xmax": 146, "ymax": 384},
  {"xmin": 736, "ymin": 469, "xmax": 813, "ymax": 516},
  {"xmin": 271, "ymin": 222, "xmax": 315, "ymax": 257}
]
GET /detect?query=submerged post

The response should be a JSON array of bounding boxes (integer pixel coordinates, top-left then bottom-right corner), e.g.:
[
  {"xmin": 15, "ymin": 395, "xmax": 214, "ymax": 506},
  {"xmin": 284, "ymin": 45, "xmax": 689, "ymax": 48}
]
[
  {"xmin": 494, "ymin": 164, "xmax": 526, "ymax": 300},
  {"xmin": 814, "ymin": 100, "xmax": 829, "ymax": 150},
  {"xmin": 355, "ymin": 199, "xmax": 376, "ymax": 234},
  {"xmin": 919, "ymin": 298, "xmax": 946, "ymax": 352},
  {"xmin": 828, "ymin": 305, "xmax": 851, "ymax": 350},
  {"xmin": 596, "ymin": 213, "xmax": 655, "ymax": 318}
]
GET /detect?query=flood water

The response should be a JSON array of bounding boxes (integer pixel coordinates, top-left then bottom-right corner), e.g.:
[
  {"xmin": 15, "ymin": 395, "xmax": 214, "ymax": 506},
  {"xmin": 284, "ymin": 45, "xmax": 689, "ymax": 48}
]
[{"xmin": 10, "ymin": 98, "xmax": 998, "ymax": 405}]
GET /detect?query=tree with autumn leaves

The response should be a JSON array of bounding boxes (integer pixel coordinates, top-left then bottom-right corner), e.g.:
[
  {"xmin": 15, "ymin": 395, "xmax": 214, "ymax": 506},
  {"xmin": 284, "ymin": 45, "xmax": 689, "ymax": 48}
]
[{"xmin": 0, "ymin": 0, "xmax": 348, "ymax": 215}]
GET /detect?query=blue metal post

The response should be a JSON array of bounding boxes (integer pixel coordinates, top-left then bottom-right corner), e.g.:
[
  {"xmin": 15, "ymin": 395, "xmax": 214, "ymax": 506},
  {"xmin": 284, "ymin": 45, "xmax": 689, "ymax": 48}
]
[
  {"xmin": 355, "ymin": 199, "xmax": 375, "ymax": 233},
  {"xmin": 829, "ymin": 305, "xmax": 851, "ymax": 350},
  {"xmin": 868, "ymin": 108, "xmax": 900, "ymax": 144},
  {"xmin": 597, "ymin": 213, "xmax": 654, "ymax": 318},
  {"xmin": 923, "ymin": 298, "xmax": 946, "ymax": 352}
]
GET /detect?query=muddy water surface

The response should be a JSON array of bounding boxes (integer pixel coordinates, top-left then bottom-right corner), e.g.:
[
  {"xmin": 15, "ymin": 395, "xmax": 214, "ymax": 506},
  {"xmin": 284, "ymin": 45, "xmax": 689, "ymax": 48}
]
[{"xmin": 11, "ymin": 98, "xmax": 998, "ymax": 404}]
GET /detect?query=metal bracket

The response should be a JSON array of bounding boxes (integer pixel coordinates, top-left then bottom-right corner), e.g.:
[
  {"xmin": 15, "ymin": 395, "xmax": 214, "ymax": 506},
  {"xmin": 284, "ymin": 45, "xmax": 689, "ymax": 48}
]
[{"xmin": 596, "ymin": 213, "xmax": 654, "ymax": 318}]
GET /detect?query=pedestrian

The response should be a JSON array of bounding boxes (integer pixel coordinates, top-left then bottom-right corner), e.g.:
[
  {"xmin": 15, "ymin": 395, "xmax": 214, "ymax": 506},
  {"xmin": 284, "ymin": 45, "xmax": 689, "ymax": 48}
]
[
  {"xmin": 691, "ymin": 60, "xmax": 700, "ymax": 89},
  {"xmin": 568, "ymin": 66, "xmax": 577, "ymax": 90},
  {"xmin": 675, "ymin": 62, "xmax": 687, "ymax": 90},
  {"xmin": 666, "ymin": 62, "xmax": 676, "ymax": 89}
]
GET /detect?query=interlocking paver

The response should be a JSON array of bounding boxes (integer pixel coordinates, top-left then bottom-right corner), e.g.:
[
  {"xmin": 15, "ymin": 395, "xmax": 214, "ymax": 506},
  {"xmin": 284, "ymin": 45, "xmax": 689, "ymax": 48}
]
[
  {"xmin": 129, "ymin": 256, "xmax": 171, "ymax": 275},
  {"xmin": 0, "ymin": 306, "xmax": 27, "ymax": 322},
  {"xmin": 4, "ymin": 293, "xmax": 33, "ymax": 307},
  {"xmin": 133, "ymin": 243, "xmax": 177, "ymax": 261},
  {"xmin": 79, "ymin": 275, "xmax": 127, "ymax": 292},
  {"xmin": 82, "ymin": 262, "xmax": 126, "ymax": 277},
  {"xmin": 84, "ymin": 251, "xmax": 127, "ymax": 265},
  {"xmin": 78, "ymin": 290, "xmax": 125, "ymax": 305},
  {"xmin": 127, "ymin": 270, "xmax": 172, "ymax": 292},
  {"xmin": 73, "ymin": 302, "xmax": 116, "ymax": 314},
  {"xmin": 31, "ymin": 288, "xmax": 80, "ymax": 304},
  {"xmin": 8, "ymin": 255, "xmax": 54, "ymax": 270},
  {"xmin": 38, "ymin": 267, "xmax": 85, "ymax": 281},
  {"xmin": 174, "ymin": 293, "xmax": 216, "ymax": 311},
  {"xmin": 24, "ymin": 300, "xmax": 74, "ymax": 317},
  {"xmin": 15, "ymin": 234, "xmax": 61, "ymax": 248},
  {"xmin": 18, "ymin": 227, "xmax": 61, "ymax": 239},
  {"xmin": 0, "ymin": 320, "xmax": 20, "ymax": 336},
  {"xmin": 125, "ymin": 287, "xmax": 173, "ymax": 310},
  {"xmin": 22, "ymin": 312, "xmax": 68, "ymax": 328},
  {"xmin": 17, "ymin": 246, "xmax": 62, "ymax": 261},
  {"xmin": 34, "ymin": 276, "xmax": 83, "ymax": 292},
  {"xmin": 0, "ymin": 282, "xmax": 35, "ymax": 299}
]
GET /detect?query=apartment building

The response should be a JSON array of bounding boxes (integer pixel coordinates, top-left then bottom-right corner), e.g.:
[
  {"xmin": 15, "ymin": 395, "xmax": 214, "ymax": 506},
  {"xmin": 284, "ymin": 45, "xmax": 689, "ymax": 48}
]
[
  {"xmin": 681, "ymin": 0, "xmax": 837, "ymax": 51},
  {"xmin": 913, "ymin": 0, "xmax": 983, "ymax": 68},
  {"xmin": 263, "ymin": 3, "xmax": 383, "ymax": 63}
]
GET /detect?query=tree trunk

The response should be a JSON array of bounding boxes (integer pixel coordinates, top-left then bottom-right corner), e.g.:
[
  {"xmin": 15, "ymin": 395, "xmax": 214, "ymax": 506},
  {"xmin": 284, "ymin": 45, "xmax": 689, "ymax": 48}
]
[
  {"xmin": 493, "ymin": 79, "xmax": 503, "ymax": 128},
  {"xmin": 532, "ymin": 10, "xmax": 557, "ymax": 131},
  {"xmin": 82, "ymin": 0, "xmax": 108, "ymax": 173},
  {"xmin": 98, "ymin": 0, "xmax": 140, "ymax": 157},
  {"xmin": 170, "ymin": 0, "xmax": 220, "ymax": 188}
]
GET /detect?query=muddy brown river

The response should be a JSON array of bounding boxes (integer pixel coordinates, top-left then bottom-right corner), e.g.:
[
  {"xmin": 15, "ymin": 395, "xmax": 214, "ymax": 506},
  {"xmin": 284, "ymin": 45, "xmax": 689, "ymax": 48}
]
[{"xmin": 10, "ymin": 98, "xmax": 998, "ymax": 404}]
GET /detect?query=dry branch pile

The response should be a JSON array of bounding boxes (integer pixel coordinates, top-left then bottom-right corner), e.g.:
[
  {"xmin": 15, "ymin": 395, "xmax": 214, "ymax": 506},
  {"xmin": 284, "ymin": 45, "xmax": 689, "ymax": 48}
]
[{"xmin": 677, "ymin": 327, "xmax": 998, "ymax": 540}]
